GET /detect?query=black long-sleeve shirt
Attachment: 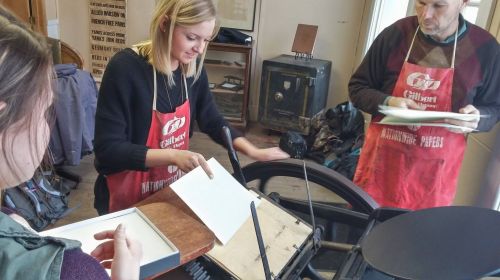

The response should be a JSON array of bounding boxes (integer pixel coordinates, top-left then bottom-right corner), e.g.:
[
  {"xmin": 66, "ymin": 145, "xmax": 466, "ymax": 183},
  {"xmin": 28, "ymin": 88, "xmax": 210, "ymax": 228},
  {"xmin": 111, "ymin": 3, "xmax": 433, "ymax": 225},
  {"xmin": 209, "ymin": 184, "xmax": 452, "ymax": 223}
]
[{"xmin": 349, "ymin": 16, "xmax": 499, "ymax": 131}]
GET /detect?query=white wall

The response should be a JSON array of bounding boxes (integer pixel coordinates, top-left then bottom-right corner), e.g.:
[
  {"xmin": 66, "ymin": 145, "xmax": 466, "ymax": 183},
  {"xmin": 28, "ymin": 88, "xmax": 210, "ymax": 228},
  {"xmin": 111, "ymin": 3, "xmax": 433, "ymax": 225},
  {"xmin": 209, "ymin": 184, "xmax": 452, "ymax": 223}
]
[
  {"xmin": 250, "ymin": 0, "xmax": 367, "ymax": 119},
  {"xmin": 455, "ymin": 125, "xmax": 500, "ymax": 206},
  {"xmin": 55, "ymin": 0, "xmax": 367, "ymax": 117}
]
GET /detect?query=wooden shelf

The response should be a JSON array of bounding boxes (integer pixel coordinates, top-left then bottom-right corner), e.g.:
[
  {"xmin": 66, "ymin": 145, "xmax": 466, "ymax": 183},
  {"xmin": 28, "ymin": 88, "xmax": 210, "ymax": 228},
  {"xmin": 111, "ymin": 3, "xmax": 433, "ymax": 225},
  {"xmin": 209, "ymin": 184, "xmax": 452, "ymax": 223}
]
[
  {"xmin": 205, "ymin": 63, "xmax": 245, "ymax": 70},
  {"xmin": 211, "ymin": 88, "xmax": 244, "ymax": 95},
  {"xmin": 206, "ymin": 42, "xmax": 252, "ymax": 128}
]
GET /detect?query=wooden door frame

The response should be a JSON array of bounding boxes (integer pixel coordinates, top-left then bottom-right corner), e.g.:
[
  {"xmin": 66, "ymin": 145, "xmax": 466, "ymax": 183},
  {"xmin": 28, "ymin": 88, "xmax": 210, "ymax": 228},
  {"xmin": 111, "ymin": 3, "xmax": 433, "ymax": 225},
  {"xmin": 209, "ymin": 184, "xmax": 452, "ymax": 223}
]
[
  {"xmin": 29, "ymin": 0, "xmax": 47, "ymax": 35},
  {"xmin": 0, "ymin": 0, "xmax": 47, "ymax": 35}
]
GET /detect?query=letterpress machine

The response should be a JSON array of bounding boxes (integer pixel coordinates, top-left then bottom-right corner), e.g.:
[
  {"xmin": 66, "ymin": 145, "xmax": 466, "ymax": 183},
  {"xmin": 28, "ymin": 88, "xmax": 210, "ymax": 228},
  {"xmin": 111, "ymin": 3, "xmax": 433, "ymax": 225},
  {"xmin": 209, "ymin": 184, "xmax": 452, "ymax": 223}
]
[
  {"xmin": 167, "ymin": 127, "xmax": 500, "ymax": 280},
  {"xmin": 169, "ymin": 128, "xmax": 382, "ymax": 279}
]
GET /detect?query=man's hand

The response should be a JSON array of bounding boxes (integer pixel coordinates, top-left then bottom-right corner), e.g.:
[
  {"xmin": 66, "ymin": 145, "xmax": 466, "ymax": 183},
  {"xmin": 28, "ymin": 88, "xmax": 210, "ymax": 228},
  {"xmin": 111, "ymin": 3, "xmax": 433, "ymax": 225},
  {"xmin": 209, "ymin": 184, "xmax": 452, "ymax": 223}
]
[
  {"xmin": 444, "ymin": 104, "xmax": 480, "ymax": 133},
  {"xmin": 387, "ymin": 97, "xmax": 426, "ymax": 110},
  {"xmin": 91, "ymin": 224, "xmax": 143, "ymax": 280}
]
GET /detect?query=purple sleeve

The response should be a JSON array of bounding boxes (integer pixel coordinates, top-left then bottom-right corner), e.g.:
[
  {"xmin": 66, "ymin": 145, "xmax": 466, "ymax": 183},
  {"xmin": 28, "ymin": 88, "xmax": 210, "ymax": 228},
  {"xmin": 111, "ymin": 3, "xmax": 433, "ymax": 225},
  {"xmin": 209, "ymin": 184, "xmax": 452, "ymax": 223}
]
[
  {"xmin": 1, "ymin": 206, "xmax": 15, "ymax": 215},
  {"xmin": 60, "ymin": 248, "xmax": 110, "ymax": 280}
]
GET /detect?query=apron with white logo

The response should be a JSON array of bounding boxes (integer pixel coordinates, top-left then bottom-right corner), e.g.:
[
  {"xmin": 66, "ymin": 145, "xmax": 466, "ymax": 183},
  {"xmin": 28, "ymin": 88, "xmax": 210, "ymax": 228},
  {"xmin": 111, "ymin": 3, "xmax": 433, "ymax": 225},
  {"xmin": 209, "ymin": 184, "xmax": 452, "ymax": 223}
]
[
  {"xmin": 353, "ymin": 28, "xmax": 466, "ymax": 210},
  {"xmin": 106, "ymin": 69, "xmax": 190, "ymax": 212}
]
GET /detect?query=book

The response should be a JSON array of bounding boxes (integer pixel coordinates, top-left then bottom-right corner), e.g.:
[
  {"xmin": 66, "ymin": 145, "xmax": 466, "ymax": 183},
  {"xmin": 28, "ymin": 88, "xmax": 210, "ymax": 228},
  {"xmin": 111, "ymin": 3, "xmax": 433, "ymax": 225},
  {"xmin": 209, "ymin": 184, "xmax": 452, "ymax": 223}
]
[{"xmin": 40, "ymin": 208, "xmax": 180, "ymax": 279}]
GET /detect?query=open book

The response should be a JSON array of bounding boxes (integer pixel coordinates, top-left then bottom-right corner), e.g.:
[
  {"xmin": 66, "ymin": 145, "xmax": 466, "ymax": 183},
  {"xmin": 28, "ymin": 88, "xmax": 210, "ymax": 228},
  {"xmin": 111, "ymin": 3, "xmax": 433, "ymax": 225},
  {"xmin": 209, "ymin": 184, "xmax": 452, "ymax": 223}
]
[{"xmin": 378, "ymin": 105, "xmax": 484, "ymax": 131}]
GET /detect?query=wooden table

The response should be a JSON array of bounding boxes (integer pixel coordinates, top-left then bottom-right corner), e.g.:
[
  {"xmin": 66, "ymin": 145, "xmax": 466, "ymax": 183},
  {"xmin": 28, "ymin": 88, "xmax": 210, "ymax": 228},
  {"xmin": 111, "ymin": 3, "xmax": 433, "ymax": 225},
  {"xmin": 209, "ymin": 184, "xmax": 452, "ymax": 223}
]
[{"xmin": 135, "ymin": 187, "xmax": 215, "ymax": 273}]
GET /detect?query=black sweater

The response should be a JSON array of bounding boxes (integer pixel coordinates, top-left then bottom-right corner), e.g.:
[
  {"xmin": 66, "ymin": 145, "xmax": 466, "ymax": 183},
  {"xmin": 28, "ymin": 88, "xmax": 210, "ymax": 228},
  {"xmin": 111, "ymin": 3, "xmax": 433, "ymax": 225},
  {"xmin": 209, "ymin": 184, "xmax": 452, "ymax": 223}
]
[
  {"xmin": 93, "ymin": 48, "xmax": 241, "ymax": 212},
  {"xmin": 349, "ymin": 16, "xmax": 499, "ymax": 131}
]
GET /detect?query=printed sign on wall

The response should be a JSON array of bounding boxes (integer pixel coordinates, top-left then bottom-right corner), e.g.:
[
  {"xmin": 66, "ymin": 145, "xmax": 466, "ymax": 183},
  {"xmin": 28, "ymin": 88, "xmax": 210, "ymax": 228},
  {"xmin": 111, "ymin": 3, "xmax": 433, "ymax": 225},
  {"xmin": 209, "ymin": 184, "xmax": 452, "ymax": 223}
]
[{"xmin": 89, "ymin": 0, "xmax": 127, "ymax": 81}]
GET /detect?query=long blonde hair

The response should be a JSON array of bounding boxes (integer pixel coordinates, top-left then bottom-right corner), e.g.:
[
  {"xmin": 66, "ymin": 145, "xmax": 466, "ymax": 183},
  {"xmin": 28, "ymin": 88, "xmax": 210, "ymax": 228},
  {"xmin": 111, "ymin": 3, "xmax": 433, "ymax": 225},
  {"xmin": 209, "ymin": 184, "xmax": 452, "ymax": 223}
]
[{"xmin": 136, "ymin": 0, "xmax": 218, "ymax": 86}]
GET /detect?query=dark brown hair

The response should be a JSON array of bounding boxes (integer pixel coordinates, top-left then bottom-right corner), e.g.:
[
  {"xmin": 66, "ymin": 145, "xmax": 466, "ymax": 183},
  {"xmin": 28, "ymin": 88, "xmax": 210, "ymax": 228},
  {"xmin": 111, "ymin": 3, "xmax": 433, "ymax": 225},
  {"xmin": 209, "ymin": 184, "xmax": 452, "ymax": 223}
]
[{"xmin": 0, "ymin": 5, "xmax": 54, "ymax": 182}]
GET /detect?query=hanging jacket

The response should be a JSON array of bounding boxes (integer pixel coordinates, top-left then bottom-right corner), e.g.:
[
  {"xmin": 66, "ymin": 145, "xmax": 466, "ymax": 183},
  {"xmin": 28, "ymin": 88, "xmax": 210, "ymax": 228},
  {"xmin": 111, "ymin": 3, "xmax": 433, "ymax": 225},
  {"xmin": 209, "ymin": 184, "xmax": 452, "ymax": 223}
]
[{"xmin": 50, "ymin": 63, "xmax": 98, "ymax": 165}]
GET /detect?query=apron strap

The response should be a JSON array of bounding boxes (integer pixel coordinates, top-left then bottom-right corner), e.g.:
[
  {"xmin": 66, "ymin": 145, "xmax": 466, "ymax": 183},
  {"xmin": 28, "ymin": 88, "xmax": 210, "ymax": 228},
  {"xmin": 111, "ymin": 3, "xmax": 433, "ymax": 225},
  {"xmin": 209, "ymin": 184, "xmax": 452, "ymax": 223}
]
[
  {"xmin": 451, "ymin": 30, "xmax": 458, "ymax": 69},
  {"xmin": 406, "ymin": 26, "xmax": 458, "ymax": 69},
  {"xmin": 179, "ymin": 64, "xmax": 189, "ymax": 101},
  {"xmin": 153, "ymin": 68, "xmax": 158, "ymax": 111},
  {"xmin": 182, "ymin": 74, "xmax": 189, "ymax": 101},
  {"xmin": 405, "ymin": 27, "xmax": 420, "ymax": 62}
]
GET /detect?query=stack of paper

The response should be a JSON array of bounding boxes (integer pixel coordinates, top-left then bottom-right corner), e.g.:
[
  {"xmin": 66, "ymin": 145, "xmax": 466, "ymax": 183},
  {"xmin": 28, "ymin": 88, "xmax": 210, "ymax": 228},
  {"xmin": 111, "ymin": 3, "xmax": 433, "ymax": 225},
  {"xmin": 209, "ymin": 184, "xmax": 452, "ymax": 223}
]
[{"xmin": 378, "ymin": 105, "xmax": 481, "ymax": 131}]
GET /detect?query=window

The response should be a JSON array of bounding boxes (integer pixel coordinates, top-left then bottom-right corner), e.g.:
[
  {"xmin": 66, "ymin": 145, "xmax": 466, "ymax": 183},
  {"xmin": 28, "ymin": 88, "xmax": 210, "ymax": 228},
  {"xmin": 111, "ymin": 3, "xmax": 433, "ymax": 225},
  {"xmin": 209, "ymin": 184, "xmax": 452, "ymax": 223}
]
[
  {"xmin": 364, "ymin": 0, "xmax": 410, "ymax": 54},
  {"xmin": 464, "ymin": 0, "xmax": 495, "ymax": 28},
  {"xmin": 463, "ymin": 0, "xmax": 482, "ymax": 23}
]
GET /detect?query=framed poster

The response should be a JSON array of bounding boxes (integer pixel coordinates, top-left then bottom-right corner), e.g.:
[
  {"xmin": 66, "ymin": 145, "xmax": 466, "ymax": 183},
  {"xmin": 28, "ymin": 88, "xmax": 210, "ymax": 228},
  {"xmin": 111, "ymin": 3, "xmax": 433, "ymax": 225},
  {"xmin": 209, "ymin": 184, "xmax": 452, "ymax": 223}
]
[{"xmin": 213, "ymin": 0, "xmax": 256, "ymax": 31}]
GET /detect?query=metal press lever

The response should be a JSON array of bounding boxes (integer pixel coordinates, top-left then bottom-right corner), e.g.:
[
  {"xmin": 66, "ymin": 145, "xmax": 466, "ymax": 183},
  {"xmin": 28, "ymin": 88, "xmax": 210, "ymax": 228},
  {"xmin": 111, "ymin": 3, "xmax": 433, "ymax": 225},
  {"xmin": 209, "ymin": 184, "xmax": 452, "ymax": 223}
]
[
  {"xmin": 251, "ymin": 201, "xmax": 272, "ymax": 280},
  {"xmin": 222, "ymin": 126, "xmax": 247, "ymax": 188},
  {"xmin": 302, "ymin": 160, "xmax": 316, "ymax": 233}
]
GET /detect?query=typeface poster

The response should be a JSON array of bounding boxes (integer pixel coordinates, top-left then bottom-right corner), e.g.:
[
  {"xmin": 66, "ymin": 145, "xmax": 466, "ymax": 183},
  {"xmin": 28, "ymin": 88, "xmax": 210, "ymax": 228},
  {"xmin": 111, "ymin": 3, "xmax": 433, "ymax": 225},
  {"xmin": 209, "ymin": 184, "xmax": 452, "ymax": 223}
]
[{"xmin": 89, "ymin": 0, "xmax": 127, "ymax": 81}]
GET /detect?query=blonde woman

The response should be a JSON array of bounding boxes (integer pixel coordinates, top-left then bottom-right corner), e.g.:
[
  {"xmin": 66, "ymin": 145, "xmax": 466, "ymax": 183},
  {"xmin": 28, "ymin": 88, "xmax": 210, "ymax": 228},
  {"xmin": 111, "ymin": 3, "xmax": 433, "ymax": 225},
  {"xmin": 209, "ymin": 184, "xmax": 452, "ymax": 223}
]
[
  {"xmin": 0, "ymin": 6, "xmax": 141, "ymax": 280},
  {"xmin": 93, "ymin": 0, "xmax": 289, "ymax": 214}
]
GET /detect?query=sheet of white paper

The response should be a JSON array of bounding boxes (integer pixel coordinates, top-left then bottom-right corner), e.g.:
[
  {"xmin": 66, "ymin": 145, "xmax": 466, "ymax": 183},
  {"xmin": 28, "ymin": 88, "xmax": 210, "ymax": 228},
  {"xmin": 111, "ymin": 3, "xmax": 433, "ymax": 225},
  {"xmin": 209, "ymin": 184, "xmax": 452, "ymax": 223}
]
[
  {"xmin": 379, "ymin": 105, "xmax": 482, "ymax": 122},
  {"xmin": 379, "ymin": 117, "xmax": 475, "ymax": 132},
  {"xmin": 170, "ymin": 157, "xmax": 260, "ymax": 245}
]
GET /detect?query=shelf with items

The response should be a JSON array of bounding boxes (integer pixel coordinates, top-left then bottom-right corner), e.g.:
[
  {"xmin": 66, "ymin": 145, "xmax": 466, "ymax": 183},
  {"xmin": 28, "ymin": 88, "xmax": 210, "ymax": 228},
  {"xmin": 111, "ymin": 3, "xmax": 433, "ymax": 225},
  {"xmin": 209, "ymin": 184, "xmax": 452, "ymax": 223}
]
[
  {"xmin": 205, "ymin": 60, "xmax": 246, "ymax": 70},
  {"xmin": 211, "ymin": 88, "xmax": 244, "ymax": 95},
  {"xmin": 205, "ymin": 42, "xmax": 252, "ymax": 129}
]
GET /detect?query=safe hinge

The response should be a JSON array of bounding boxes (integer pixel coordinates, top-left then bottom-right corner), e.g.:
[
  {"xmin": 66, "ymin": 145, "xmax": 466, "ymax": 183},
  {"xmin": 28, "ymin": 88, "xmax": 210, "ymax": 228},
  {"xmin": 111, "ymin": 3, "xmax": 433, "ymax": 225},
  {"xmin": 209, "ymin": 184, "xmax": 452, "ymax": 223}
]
[{"xmin": 306, "ymin": 77, "xmax": 316, "ymax": 87}]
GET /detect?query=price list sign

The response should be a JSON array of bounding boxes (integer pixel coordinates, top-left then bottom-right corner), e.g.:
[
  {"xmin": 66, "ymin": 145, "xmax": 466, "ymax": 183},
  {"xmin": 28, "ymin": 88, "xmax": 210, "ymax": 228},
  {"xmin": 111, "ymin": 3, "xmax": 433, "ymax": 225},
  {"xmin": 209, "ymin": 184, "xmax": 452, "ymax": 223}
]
[{"xmin": 89, "ymin": 0, "xmax": 127, "ymax": 81}]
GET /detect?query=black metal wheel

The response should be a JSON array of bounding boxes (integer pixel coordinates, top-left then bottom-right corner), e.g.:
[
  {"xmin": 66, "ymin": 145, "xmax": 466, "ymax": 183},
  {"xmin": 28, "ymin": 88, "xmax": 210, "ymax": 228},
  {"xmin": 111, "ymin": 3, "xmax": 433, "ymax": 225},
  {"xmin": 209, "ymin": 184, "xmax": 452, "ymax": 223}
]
[
  {"xmin": 241, "ymin": 158, "xmax": 380, "ymax": 279},
  {"xmin": 241, "ymin": 158, "xmax": 378, "ymax": 215}
]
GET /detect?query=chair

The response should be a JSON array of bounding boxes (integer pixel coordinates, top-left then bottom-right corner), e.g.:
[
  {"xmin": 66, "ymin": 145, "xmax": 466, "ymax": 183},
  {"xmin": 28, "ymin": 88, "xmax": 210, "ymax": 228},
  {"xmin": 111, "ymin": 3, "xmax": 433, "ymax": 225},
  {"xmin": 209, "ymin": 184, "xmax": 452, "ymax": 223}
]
[{"xmin": 46, "ymin": 37, "xmax": 84, "ymax": 69}]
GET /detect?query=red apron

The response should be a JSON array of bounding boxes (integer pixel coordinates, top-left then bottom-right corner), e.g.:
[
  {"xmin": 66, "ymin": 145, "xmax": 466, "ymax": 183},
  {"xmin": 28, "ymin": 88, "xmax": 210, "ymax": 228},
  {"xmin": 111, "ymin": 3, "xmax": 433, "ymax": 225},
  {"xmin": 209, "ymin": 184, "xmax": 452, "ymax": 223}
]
[
  {"xmin": 353, "ymin": 28, "xmax": 466, "ymax": 210},
  {"xmin": 106, "ymin": 69, "xmax": 190, "ymax": 212}
]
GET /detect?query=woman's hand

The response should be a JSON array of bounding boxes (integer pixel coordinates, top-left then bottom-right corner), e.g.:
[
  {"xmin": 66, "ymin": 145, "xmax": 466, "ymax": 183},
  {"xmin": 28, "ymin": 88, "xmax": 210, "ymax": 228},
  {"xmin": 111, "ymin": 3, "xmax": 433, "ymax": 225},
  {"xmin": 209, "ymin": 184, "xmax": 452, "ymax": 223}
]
[
  {"xmin": 90, "ymin": 224, "xmax": 143, "ymax": 280},
  {"xmin": 233, "ymin": 137, "xmax": 290, "ymax": 161},
  {"xmin": 170, "ymin": 149, "xmax": 213, "ymax": 178},
  {"xmin": 146, "ymin": 149, "xmax": 213, "ymax": 178},
  {"xmin": 247, "ymin": 147, "xmax": 290, "ymax": 161}
]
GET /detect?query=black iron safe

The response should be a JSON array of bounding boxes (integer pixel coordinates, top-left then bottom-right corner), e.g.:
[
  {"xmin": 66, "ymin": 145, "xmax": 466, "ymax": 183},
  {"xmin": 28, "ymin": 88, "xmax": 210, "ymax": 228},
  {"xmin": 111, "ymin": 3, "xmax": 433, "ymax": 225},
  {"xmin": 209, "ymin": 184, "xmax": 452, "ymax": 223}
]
[{"xmin": 259, "ymin": 54, "xmax": 331, "ymax": 134}]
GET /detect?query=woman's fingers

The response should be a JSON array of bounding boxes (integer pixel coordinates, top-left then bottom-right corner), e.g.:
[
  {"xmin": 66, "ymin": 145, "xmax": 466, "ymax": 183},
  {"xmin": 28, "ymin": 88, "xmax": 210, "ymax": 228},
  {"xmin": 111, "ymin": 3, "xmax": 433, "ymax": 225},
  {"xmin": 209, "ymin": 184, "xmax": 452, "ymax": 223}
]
[
  {"xmin": 177, "ymin": 151, "xmax": 213, "ymax": 178},
  {"xmin": 90, "ymin": 240, "xmax": 115, "ymax": 261},
  {"xmin": 93, "ymin": 230, "xmax": 115, "ymax": 240},
  {"xmin": 100, "ymin": 260, "xmax": 113, "ymax": 269},
  {"xmin": 197, "ymin": 155, "xmax": 214, "ymax": 179}
]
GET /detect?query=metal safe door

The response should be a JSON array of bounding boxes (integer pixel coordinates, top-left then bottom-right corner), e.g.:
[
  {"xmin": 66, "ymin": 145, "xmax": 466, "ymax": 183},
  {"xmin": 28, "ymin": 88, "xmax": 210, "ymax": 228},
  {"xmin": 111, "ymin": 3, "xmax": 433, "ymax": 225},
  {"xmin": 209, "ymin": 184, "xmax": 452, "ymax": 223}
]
[{"xmin": 265, "ymin": 68, "xmax": 309, "ymax": 119}]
